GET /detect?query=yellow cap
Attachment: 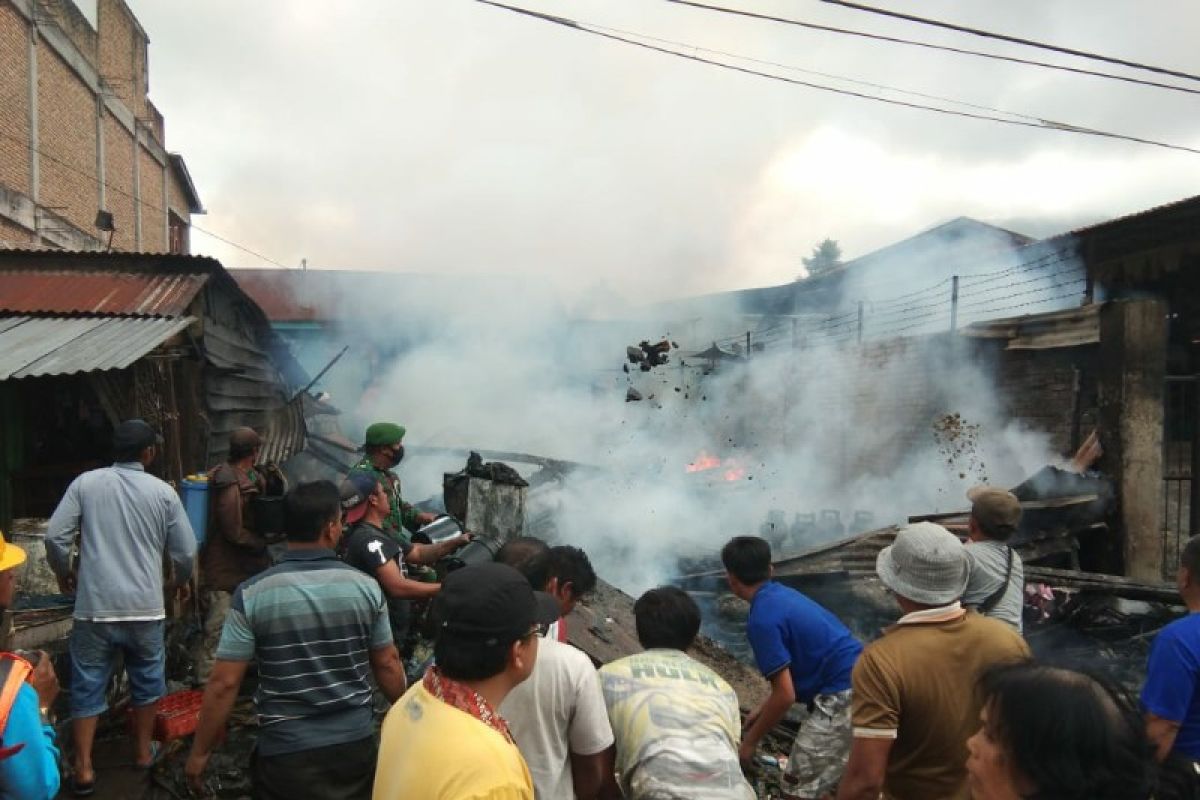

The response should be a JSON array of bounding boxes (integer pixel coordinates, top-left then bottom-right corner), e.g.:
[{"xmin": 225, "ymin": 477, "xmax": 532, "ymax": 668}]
[{"xmin": 0, "ymin": 531, "xmax": 27, "ymax": 573}]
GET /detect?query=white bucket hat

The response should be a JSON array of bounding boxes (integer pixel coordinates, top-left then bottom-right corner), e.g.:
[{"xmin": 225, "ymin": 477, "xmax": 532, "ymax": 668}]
[{"xmin": 876, "ymin": 522, "xmax": 969, "ymax": 605}]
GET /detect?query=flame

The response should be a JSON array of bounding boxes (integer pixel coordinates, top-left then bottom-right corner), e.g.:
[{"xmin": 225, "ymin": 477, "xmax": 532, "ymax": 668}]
[
  {"xmin": 686, "ymin": 451, "xmax": 722, "ymax": 473},
  {"xmin": 686, "ymin": 450, "xmax": 746, "ymax": 482}
]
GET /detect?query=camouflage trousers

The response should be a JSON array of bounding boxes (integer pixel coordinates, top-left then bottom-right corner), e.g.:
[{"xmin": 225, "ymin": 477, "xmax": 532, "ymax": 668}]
[
  {"xmin": 782, "ymin": 689, "xmax": 853, "ymax": 800},
  {"xmin": 193, "ymin": 589, "xmax": 233, "ymax": 686}
]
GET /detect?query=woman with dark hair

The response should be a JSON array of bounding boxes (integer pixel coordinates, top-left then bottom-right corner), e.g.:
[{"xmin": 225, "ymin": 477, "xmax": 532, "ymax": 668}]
[{"xmin": 966, "ymin": 661, "xmax": 1199, "ymax": 800}]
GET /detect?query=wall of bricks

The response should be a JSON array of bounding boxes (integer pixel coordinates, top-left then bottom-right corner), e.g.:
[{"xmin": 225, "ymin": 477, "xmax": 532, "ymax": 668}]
[
  {"xmin": 0, "ymin": 0, "xmax": 194, "ymax": 251},
  {"xmin": 737, "ymin": 333, "xmax": 1093, "ymax": 490},
  {"xmin": 102, "ymin": 109, "xmax": 134, "ymax": 250},
  {"xmin": 97, "ymin": 0, "xmax": 135, "ymax": 111},
  {"xmin": 992, "ymin": 344, "xmax": 1099, "ymax": 457},
  {"xmin": 37, "ymin": 43, "xmax": 97, "ymax": 233},
  {"xmin": 0, "ymin": 215, "xmax": 34, "ymax": 246},
  {"xmin": 0, "ymin": 2, "xmax": 30, "ymax": 196},
  {"xmin": 138, "ymin": 144, "xmax": 164, "ymax": 251}
]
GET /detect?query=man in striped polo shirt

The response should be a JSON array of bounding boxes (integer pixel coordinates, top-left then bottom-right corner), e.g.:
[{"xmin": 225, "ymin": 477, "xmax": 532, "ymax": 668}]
[{"xmin": 185, "ymin": 481, "xmax": 406, "ymax": 800}]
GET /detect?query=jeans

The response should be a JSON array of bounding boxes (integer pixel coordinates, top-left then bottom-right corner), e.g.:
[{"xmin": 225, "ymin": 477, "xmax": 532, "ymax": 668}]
[{"xmin": 69, "ymin": 619, "xmax": 165, "ymax": 718}]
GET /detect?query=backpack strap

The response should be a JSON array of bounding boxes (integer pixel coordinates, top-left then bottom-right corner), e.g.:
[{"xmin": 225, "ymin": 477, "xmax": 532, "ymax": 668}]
[{"xmin": 977, "ymin": 546, "xmax": 1015, "ymax": 614}]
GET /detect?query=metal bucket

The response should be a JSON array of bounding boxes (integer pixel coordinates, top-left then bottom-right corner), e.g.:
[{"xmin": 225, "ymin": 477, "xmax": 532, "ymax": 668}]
[
  {"xmin": 444, "ymin": 536, "xmax": 501, "ymax": 571},
  {"xmin": 412, "ymin": 516, "xmax": 465, "ymax": 546}
]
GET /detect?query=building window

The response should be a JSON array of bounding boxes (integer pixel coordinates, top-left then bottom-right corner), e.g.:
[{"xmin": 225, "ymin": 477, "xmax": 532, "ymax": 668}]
[{"xmin": 169, "ymin": 211, "xmax": 189, "ymax": 254}]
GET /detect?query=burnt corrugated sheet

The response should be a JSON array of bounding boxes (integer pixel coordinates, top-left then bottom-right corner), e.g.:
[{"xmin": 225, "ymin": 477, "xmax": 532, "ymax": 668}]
[
  {"xmin": 203, "ymin": 319, "xmax": 306, "ymax": 466},
  {"xmin": 0, "ymin": 271, "xmax": 208, "ymax": 317},
  {"xmin": 0, "ymin": 315, "xmax": 195, "ymax": 379}
]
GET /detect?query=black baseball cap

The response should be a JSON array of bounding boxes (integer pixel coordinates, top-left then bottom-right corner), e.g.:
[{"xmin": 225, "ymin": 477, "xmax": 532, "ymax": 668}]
[
  {"xmin": 113, "ymin": 419, "xmax": 161, "ymax": 452},
  {"xmin": 433, "ymin": 562, "xmax": 560, "ymax": 646}
]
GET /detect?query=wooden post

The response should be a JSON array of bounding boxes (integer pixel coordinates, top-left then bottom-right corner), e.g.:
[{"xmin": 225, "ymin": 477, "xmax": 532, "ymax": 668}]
[
  {"xmin": 950, "ymin": 275, "xmax": 960, "ymax": 331},
  {"xmin": 857, "ymin": 301, "xmax": 865, "ymax": 343}
]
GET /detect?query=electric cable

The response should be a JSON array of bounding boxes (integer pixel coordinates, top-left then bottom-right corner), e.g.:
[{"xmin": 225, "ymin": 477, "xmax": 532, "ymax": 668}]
[
  {"xmin": 475, "ymin": 1, "xmax": 1200, "ymax": 156},
  {"xmin": 814, "ymin": 0, "xmax": 1200, "ymax": 84},
  {"xmin": 662, "ymin": 0, "xmax": 1200, "ymax": 96}
]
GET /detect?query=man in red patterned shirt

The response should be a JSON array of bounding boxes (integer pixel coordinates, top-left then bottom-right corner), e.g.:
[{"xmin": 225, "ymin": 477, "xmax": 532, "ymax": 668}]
[{"xmin": 372, "ymin": 562, "xmax": 560, "ymax": 799}]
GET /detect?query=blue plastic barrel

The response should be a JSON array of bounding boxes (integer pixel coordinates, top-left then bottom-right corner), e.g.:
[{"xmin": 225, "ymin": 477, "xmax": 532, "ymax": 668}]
[{"xmin": 181, "ymin": 476, "xmax": 210, "ymax": 544}]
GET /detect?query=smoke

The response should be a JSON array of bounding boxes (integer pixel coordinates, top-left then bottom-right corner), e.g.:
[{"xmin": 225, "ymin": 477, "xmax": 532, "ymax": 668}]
[{"xmin": 280, "ymin": 228, "xmax": 1076, "ymax": 597}]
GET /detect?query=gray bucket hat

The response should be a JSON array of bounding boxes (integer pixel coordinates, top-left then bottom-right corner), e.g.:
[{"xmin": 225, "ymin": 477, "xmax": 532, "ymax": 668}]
[{"xmin": 876, "ymin": 522, "xmax": 970, "ymax": 605}]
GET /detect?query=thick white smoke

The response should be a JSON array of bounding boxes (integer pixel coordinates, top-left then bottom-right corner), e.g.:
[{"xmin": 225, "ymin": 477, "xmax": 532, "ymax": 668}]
[{"xmin": 288, "ymin": 241, "xmax": 1067, "ymax": 596}]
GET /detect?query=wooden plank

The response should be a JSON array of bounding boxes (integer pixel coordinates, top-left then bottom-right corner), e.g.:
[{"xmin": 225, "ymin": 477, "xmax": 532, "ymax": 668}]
[{"xmin": 1024, "ymin": 565, "xmax": 1177, "ymax": 602}]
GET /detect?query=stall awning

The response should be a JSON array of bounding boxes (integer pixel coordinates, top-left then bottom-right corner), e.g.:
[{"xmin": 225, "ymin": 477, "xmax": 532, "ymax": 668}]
[{"xmin": 0, "ymin": 315, "xmax": 195, "ymax": 380}]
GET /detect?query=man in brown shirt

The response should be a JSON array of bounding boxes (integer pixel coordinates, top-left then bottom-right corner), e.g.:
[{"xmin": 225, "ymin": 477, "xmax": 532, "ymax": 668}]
[
  {"xmin": 836, "ymin": 522, "xmax": 1029, "ymax": 800},
  {"xmin": 193, "ymin": 427, "xmax": 270, "ymax": 684}
]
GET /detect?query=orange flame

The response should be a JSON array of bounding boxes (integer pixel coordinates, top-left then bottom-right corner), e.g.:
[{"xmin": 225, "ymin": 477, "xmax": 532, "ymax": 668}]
[
  {"xmin": 686, "ymin": 451, "xmax": 722, "ymax": 473},
  {"xmin": 686, "ymin": 451, "xmax": 746, "ymax": 482}
]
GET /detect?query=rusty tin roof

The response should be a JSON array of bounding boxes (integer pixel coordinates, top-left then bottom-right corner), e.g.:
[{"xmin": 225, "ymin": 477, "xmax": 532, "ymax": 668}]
[{"xmin": 0, "ymin": 270, "xmax": 208, "ymax": 317}]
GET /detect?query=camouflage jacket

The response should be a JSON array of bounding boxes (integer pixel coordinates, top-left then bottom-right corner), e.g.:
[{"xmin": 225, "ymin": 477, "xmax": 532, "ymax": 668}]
[{"xmin": 349, "ymin": 457, "xmax": 419, "ymax": 542}]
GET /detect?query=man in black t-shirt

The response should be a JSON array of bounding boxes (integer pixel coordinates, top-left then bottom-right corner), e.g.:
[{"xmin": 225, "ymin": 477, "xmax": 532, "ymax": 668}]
[{"xmin": 339, "ymin": 473, "xmax": 472, "ymax": 652}]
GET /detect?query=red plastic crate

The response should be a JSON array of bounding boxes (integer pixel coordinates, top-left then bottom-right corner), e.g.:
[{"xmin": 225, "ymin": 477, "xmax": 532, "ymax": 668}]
[{"xmin": 127, "ymin": 689, "xmax": 204, "ymax": 741}]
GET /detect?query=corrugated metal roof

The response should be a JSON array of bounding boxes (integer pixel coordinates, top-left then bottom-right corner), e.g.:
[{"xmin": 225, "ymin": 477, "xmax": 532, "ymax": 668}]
[
  {"xmin": 0, "ymin": 315, "xmax": 196, "ymax": 379},
  {"xmin": 0, "ymin": 271, "xmax": 208, "ymax": 317}
]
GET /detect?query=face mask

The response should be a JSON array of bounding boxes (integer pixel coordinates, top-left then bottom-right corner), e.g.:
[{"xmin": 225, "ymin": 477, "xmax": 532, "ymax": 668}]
[{"xmin": 390, "ymin": 445, "xmax": 405, "ymax": 466}]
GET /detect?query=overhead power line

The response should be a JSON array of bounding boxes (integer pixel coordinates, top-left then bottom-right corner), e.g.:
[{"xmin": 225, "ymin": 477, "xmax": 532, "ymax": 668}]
[
  {"xmin": 0, "ymin": 129, "xmax": 293, "ymax": 269},
  {"xmin": 475, "ymin": 1, "xmax": 1200, "ymax": 156},
  {"xmin": 816, "ymin": 0, "xmax": 1200, "ymax": 84},
  {"xmin": 661, "ymin": 0, "xmax": 1200, "ymax": 97},
  {"xmin": 588, "ymin": 22, "xmax": 1045, "ymax": 122}
]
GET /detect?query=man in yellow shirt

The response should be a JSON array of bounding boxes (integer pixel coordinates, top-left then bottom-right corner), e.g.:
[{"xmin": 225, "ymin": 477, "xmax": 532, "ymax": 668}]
[{"xmin": 373, "ymin": 562, "xmax": 560, "ymax": 800}]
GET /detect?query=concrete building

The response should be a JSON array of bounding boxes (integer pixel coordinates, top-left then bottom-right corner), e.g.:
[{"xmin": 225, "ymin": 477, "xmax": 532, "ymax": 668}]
[{"xmin": 0, "ymin": 0, "xmax": 202, "ymax": 253}]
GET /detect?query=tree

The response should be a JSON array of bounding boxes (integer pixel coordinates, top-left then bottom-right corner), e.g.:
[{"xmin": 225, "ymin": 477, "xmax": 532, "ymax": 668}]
[{"xmin": 798, "ymin": 238, "xmax": 843, "ymax": 279}]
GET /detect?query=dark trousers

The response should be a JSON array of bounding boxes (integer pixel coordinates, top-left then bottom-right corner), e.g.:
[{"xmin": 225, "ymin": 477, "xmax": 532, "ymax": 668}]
[{"xmin": 252, "ymin": 736, "xmax": 377, "ymax": 800}]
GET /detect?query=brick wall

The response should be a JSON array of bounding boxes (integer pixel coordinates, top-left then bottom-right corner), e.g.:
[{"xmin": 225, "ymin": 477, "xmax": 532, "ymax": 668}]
[
  {"xmin": 0, "ymin": 0, "xmax": 194, "ymax": 252},
  {"xmin": 993, "ymin": 344, "xmax": 1099, "ymax": 458},
  {"xmin": 97, "ymin": 0, "xmax": 135, "ymax": 110},
  {"xmin": 138, "ymin": 145, "xmax": 164, "ymax": 251},
  {"xmin": 37, "ymin": 44, "xmax": 98, "ymax": 234},
  {"xmin": 167, "ymin": 162, "xmax": 188, "ymax": 216},
  {"xmin": 0, "ymin": 3, "xmax": 30, "ymax": 195},
  {"xmin": 102, "ymin": 109, "xmax": 134, "ymax": 250},
  {"xmin": 0, "ymin": 215, "xmax": 33, "ymax": 247},
  {"xmin": 748, "ymin": 334, "xmax": 1093, "ymax": 487}
]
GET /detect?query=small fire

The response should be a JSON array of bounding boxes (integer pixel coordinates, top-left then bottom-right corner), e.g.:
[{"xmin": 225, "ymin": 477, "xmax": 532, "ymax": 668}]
[
  {"xmin": 686, "ymin": 451, "xmax": 722, "ymax": 473},
  {"xmin": 686, "ymin": 450, "xmax": 746, "ymax": 482}
]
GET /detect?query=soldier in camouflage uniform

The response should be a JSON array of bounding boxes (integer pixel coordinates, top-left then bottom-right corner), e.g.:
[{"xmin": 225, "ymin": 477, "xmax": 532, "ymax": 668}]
[{"xmin": 348, "ymin": 422, "xmax": 436, "ymax": 545}]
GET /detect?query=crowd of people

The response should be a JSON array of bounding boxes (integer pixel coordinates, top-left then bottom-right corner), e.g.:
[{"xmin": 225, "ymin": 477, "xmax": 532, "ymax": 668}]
[{"xmin": 2, "ymin": 419, "xmax": 1200, "ymax": 799}]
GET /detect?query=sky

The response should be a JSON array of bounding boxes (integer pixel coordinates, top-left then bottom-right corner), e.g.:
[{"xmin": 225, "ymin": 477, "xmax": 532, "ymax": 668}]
[{"xmin": 119, "ymin": 0, "xmax": 1200, "ymax": 305}]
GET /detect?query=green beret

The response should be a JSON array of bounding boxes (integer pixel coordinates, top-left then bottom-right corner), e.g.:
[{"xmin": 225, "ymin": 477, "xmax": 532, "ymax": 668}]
[{"xmin": 365, "ymin": 422, "xmax": 406, "ymax": 447}]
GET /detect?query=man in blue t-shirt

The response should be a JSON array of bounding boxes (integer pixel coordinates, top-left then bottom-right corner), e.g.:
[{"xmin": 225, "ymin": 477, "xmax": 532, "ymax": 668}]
[
  {"xmin": 1143, "ymin": 534, "xmax": 1200, "ymax": 763},
  {"xmin": 722, "ymin": 536, "xmax": 862, "ymax": 799}
]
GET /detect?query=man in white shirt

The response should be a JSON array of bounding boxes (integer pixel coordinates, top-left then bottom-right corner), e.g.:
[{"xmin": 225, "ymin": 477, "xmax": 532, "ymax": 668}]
[{"xmin": 497, "ymin": 538, "xmax": 614, "ymax": 799}]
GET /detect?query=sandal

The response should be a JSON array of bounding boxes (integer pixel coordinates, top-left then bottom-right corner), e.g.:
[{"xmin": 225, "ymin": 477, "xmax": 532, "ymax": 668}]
[
  {"xmin": 69, "ymin": 775, "xmax": 97, "ymax": 797},
  {"xmin": 135, "ymin": 740, "xmax": 163, "ymax": 770}
]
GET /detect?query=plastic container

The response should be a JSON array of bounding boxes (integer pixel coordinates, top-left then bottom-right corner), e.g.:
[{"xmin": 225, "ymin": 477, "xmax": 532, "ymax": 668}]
[
  {"xmin": 128, "ymin": 689, "xmax": 204, "ymax": 741},
  {"xmin": 181, "ymin": 475, "xmax": 209, "ymax": 544}
]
